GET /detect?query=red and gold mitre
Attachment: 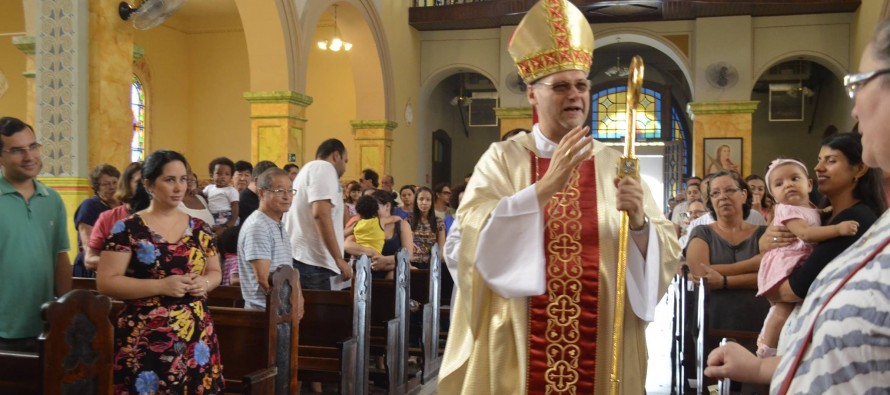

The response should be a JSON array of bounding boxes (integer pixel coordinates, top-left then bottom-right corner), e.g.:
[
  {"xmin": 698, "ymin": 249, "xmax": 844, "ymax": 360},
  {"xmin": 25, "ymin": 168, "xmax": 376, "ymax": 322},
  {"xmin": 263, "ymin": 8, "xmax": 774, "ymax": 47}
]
[{"xmin": 508, "ymin": 0, "xmax": 594, "ymax": 84}]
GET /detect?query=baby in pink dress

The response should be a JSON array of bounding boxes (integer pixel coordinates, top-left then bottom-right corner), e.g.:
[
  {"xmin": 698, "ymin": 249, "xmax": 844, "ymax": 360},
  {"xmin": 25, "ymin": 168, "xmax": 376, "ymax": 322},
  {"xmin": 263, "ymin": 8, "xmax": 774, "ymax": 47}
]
[{"xmin": 756, "ymin": 159, "xmax": 859, "ymax": 357}]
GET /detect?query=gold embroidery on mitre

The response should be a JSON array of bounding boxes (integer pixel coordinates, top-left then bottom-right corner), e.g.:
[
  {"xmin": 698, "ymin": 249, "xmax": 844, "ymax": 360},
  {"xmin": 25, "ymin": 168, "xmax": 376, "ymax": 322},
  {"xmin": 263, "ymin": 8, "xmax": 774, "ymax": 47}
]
[
  {"xmin": 508, "ymin": 0, "xmax": 594, "ymax": 84},
  {"xmin": 543, "ymin": 169, "xmax": 583, "ymax": 394}
]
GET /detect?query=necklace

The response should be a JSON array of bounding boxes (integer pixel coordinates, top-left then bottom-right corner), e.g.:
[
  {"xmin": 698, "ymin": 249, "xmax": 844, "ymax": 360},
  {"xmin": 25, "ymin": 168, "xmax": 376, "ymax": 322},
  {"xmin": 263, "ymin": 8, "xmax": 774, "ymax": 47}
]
[{"xmin": 714, "ymin": 222, "xmax": 745, "ymax": 233}]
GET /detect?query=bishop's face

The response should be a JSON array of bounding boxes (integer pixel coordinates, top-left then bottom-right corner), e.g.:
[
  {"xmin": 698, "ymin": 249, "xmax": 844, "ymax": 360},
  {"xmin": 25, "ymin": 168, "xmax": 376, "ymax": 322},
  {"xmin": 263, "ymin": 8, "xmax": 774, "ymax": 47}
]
[{"xmin": 527, "ymin": 69, "xmax": 591, "ymax": 140}]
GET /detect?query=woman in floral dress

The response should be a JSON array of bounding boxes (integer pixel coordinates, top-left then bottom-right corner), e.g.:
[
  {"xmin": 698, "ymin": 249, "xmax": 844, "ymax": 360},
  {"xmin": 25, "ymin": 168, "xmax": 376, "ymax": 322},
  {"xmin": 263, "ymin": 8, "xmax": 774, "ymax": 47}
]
[
  {"xmin": 409, "ymin": 186, "xmax": 445, "ymax": 269},
  {"xmin": 98, "ymin": 150, "xmax": 224, "ymax": 394}
]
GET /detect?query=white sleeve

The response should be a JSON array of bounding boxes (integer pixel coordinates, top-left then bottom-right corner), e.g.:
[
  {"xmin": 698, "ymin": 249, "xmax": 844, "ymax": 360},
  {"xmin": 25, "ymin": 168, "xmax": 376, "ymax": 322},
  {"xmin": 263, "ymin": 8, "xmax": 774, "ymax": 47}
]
[
  {"xmin": 475, "ymin": 185, "xmax": 546, "ymax": 298},
  {"xmin": 444, "ymin": 219, "xmax": 461, "ymax": 285},
  {"xmin": 476, "ymin": 184, "xmax": 659, "ymax": 321},
  {"xmin": 226, "ymin": 187, "xmax": 240, "ymax": 203},
  {"xmin": 624, "ymin": 225, "xmax": 661, "ymax": 322}
]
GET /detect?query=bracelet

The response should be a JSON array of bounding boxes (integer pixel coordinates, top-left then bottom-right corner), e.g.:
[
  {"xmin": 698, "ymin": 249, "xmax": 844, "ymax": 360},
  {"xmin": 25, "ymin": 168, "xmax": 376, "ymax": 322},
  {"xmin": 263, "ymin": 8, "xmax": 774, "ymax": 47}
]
[
  {"xmin": 630, "ymin": 215, "xmax": 649, "ymax": 233},
  {"xmin": 722, "ymin": 275, "xmax": 728, "ymax": 290}
]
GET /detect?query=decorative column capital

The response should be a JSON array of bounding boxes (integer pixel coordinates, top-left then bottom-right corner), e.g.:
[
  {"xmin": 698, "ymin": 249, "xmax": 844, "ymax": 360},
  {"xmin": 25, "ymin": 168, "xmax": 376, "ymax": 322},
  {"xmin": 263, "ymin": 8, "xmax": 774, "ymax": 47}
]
[
  {"xmin": 686, "ymin": 101, "xmax": 759, "ymax": 119},
  {"xmin": 244, "ymin": 90, "xmax": 314, "ymax": 107},
  {"xmin": 350, "ymin": 120, "xmax": 398, "ymax": 131},
  {"xmin": 494, "ymin": 107, "xmax": 533, "ymax": 119},
  {"xmin": 12, "ymin": 35, "xmax": 35, "ymax": 55}
]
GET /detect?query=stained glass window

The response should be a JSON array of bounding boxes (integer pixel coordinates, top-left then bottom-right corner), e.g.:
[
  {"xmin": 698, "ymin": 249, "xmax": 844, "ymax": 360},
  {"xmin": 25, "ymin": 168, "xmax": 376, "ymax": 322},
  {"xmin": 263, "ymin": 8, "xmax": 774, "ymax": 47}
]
[
  {"xmin": 671, "ymin": 106, "xmax": 691, "ymax": 176},
  {"xmin": 130, "ymin": 76, "xmax": 146, "ymax": 162},
  {"xmin": 591, "ymin": 86, "xmax": 661, "ymax": 140}
]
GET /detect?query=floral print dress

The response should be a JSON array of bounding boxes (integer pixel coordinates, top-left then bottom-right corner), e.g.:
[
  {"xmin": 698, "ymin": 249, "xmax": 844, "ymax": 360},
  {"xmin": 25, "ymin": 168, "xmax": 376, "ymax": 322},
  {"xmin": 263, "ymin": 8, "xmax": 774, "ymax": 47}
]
[
  {"xmin": 105, "ymin": 214, "xmax": 224, "ymax": 394},
  {"xmin": 409, "ymin": 216, "xmax": 444, "ymax": 269}
]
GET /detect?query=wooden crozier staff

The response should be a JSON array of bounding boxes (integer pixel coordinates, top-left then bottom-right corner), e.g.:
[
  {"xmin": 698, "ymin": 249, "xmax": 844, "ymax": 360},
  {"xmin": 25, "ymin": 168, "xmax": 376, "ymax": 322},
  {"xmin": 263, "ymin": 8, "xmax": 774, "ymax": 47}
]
[{"xmin": 610, "ymin": 55, "xmax": 644, "ymax": 395}]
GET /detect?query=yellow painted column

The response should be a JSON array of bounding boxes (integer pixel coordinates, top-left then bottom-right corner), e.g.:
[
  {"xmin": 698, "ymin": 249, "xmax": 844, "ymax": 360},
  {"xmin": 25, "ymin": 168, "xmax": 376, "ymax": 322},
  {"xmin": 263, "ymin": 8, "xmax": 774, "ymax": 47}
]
[
  {"xmin": 350, "ymin": 120, "xmax": 397, "ymax": 177},
  {"xmin": 39, "ymin": 177, "xmax": 92, "ymax": 261},
  {"xmin": 687, "ymin": 101, "xmax": 759, "ymax": 177},
  {"xmin": 243, "ymin": 91, "xmax": 313, "ymax": 166},
  {"xmin": 88, "ymin": 0, "xmax": 135, "ymax": 172},
  {"xmin": 495, "ymin": 107, "xmax": 533, "ymax": 138},
  {"xmin": 11, "ymin": 36, "xmax": 36, "ymax": 127}
]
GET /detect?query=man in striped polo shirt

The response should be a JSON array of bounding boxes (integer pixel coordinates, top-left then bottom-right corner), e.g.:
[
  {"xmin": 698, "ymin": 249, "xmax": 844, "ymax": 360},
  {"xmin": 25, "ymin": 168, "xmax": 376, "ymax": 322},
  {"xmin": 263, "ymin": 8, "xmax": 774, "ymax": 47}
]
[{"xmin": 237, "ymin": 168, "xmax": 296, "ymax": 310}]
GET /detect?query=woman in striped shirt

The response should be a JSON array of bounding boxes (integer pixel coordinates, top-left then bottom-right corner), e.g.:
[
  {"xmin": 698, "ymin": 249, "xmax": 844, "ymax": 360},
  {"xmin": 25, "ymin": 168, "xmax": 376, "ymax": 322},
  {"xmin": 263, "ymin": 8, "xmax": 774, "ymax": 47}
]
[{"xmin": 705, "ymin": 19, "xmax": 890, "ymax": 394}]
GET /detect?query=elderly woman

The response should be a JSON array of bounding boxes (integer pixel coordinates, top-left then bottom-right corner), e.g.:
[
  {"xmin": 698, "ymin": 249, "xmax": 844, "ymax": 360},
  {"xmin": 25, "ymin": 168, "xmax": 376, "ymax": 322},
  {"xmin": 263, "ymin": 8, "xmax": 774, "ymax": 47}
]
[
  {"xmin": 345, "ymin": 189, "xmax": 413, "ymax": 278},
  {"xmin": 686, "ymin": 170, "xmax": 770, "ymax": 335},
  {"xmin": 72, "ymin": 163, "xmax": 120, "ymax": 277},
  {"xmin": 706, "ymin": 20, "xmax": 890, "ymax": 392},
  {"xmin": 98, "ymin": 150, "xmax": 224, "ymax": 393},
  {"xmin": 84, "ymin": 162, "xmax": 141, "ymax": 272}
]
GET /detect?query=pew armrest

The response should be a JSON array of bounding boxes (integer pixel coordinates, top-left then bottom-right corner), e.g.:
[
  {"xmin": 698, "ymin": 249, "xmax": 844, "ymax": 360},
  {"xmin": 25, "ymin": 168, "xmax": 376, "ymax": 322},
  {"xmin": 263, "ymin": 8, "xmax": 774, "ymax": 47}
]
[{"xmin": 242, "ymin": 366, "xmax": 278, "ymax": 395}]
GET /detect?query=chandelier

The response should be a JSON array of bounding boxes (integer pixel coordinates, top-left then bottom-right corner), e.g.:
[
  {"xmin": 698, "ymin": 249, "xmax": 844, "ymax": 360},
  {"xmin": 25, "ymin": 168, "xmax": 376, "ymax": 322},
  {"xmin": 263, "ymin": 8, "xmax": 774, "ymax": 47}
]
[
  {"xmin": 604, "ymin": 37, "xmax": 629, "ymax": 78},
  {"xmin": 317, "ymin": 5, "xmax": 352, "ymax": 52}
]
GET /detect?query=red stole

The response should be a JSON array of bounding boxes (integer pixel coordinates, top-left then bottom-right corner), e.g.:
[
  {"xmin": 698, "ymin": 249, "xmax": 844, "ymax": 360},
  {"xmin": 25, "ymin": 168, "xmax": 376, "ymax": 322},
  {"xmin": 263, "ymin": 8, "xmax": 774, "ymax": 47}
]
[{"xmin": 527, "ymin": 153, "xmax": 601, "ymax": 394}]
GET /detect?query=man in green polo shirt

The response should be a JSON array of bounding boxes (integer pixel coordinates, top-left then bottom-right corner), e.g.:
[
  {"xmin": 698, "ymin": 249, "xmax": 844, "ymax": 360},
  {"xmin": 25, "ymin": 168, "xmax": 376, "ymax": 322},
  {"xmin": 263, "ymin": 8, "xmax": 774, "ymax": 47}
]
[{"xmin": 0, "ymin": 116, "xmax": 71, "ymax": 351}]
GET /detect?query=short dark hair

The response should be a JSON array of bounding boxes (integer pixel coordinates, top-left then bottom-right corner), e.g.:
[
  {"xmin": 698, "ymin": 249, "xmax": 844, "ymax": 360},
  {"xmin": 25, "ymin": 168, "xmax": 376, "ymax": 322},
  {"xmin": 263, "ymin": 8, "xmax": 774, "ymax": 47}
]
[
  {"xmin": 115, "ymin": 162, "xmax": 143, "ymax": 204},
  {"xmin": 283, "ymin": 163, "xmax": 299, "ymax": 172},
  {"xmin": 450, "ymin": 183, "xmax": 467, "ymax": 211},
  {"xmin": 257, "ymin": 168, "xmax": 288, "ymax": 190},
  {"xmin": 89, "ymin": 163, "xmax": 121, "ymax": 194},
  {"xmin": 132, "ymin": 150, "xmax": 190, "ymax": 212},
  {"xmin": 208, "ymin": 157, "xmax": 234, "ymax": 176},
  {"xmin": 252, "ymin": 160, "xmax": 278, "ymax": 178},
  {"xmin": 234, "ymin": 160, "xmax": 253, "ymax": 173},
  {"xmin": 704, "ymin": 170, "xmax": 752, "ymax": 220},
  {"xmin": 316, "ymin": 138, "xmax": 346, "ymax": 159},
  {"xmin": 355, "ymin": 195, "xmax": 379, "ymax": 220},
  {"xmin": 0, "ymin": 117, "xmax": 34, "ymax": 152},
  {"xmin": 502, "ymin": 128, "xmax": 530, "ymax": 141},
  {"xmin": 362, "ymin": 169, "xmax": 379, "ymax": 188}
]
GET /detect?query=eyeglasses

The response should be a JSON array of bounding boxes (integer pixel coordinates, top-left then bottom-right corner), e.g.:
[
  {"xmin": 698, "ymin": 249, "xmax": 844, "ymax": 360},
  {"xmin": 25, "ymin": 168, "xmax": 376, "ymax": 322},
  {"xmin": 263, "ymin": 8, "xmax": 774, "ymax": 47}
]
[
  {"xmin": 263, "ymin": 188, "xmax": 296, "ymax": 196},
  {"xmin": 0, "ymin": 142, "xmax": 42, "ymax": 158},
  {"xmin": 709, "ymin": 187, "xmax": 741, "ymax": 199},
  {"xmin": 681, "ymin": 210, "xmax": 708, "ymax": 219},
  {"xmin": 535, "ymin": 79, "xmax": 592, "ymax": 94},
  {"xmin": 843, "ymin": 68, "xmax": 890, "ymax": 99}
]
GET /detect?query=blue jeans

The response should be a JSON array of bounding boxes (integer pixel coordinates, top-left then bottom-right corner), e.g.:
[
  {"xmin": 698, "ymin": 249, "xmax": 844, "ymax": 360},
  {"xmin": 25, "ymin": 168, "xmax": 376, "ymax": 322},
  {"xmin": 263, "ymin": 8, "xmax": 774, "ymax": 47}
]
[{"xmin": 293, "ymin": 259, "xmax": 337, "ymax": 290}]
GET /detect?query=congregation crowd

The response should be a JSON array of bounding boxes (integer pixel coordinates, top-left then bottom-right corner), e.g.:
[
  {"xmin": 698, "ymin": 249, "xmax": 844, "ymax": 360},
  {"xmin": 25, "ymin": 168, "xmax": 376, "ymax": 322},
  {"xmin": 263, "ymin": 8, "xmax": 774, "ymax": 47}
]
[{"xmin": 1, "ymin": 9, "xmax": 888, "ymax": 395}]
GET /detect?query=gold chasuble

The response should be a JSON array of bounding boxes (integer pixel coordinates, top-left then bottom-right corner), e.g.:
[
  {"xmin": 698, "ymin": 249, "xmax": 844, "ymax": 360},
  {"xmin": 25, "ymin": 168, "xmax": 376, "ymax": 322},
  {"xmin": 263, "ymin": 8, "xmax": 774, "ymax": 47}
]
[{"xmin": 438, "ymin": 132, "xmax": 680, "ymax": 394}]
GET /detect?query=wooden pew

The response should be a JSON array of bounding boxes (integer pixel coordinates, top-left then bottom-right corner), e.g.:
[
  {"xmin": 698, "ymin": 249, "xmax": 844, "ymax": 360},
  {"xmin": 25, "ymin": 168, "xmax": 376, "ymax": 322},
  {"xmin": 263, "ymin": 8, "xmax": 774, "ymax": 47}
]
[
  {"xmin": 0, "ymin": 289, "xmax": 114, "ymax": 395},
  {"xmin": 408, "ymin": 245, "xmax": 442, "ymax": 384},
  {"xmin": 298, "ymin": 256, "xmax": 371, "ymax": 395},
  {"xmin": 72, "ymin": 266, "xmax": 301, "ymax": 395},
  {"xmin": 669, "ymin": 264, "xmax": 696, "ymax": 395},
  {"xmin": 369, "ymin": 249, "xmax": 417, "ymax": 394}
]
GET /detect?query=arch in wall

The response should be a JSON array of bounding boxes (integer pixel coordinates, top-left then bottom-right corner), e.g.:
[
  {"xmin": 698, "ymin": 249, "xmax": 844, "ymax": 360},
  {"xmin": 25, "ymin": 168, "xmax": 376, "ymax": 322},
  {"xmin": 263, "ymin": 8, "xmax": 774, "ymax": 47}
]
[
  {"xmin": 594, "ymin": 30, "xmax": 693, "ymax": 95},
  {"xmin": 416, "ymin": 64, "xmax": 499, "ymax": 182},
  {"xmin": 235, "ymin": 0, "xmax": 300, "ymax": 92},
  {"xmin": 299, "ymin": 0, "xmax": 394, "ymax": 121},
  {"xmin": 751, "ymin": 51, "xmax": 847, "ymax": 90}
]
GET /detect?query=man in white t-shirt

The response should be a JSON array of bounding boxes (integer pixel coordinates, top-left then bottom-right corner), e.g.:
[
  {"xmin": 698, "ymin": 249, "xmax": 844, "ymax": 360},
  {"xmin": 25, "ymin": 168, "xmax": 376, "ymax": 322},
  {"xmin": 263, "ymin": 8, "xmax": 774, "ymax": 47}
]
[{"xmin": 283, "ymin": 139, "xmax": 352, "ymax": 290}]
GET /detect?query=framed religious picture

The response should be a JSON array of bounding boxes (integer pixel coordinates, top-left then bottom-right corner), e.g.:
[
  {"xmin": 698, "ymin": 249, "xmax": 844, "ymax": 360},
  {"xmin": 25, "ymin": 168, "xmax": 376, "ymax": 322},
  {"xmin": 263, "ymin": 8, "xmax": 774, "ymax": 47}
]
[{"xmin": 703, "ymin": 138, "xmax": 742, "ymax": 177}]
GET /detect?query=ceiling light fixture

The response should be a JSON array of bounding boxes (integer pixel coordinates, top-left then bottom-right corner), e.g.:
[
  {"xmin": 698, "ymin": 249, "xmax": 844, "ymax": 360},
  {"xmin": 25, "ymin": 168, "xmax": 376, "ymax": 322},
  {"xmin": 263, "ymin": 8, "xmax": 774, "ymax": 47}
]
[
  {"xmin": 317, "ymin": 5, "xmax": 352, "ymax": 52},
  {"xmin": 604, "ymin": 37, "xmax": 629, "ymax": 78}
]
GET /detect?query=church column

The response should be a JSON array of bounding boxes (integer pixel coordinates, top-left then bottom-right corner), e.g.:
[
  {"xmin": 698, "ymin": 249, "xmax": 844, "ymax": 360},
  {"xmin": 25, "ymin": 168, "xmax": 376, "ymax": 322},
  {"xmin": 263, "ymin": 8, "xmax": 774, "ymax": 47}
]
[
  {"xmin": 687, "ymin": 101, "xmax": 759, "ymax": 177},
  {"xmin": 11, "ymin": 36, "xmax": 36, "ymax": 126},
  {"xmin": 243, "ymin": 91, "xmax": 313, "ymax": 166},
  {"xmin": 88, "ymin": 0, "xmax": 134, "ymax": 171},
  {"xmin": 34, "ymin": 0, "xmax": 92, "ymax": 260},
  {"xmin": 350, "ymin": 120, "xmax": 397, "ymax": 176},
  {"xmin": 494, "ymin": 107, "xmax": 533, "ymax": 138}
]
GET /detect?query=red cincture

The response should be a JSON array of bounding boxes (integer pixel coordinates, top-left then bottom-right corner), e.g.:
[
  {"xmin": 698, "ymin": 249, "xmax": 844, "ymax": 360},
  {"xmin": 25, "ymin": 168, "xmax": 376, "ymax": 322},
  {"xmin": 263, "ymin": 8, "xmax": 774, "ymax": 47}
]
[{"xmin": 527, "ymin": 153, "xmax": 600, "ymax": 394}]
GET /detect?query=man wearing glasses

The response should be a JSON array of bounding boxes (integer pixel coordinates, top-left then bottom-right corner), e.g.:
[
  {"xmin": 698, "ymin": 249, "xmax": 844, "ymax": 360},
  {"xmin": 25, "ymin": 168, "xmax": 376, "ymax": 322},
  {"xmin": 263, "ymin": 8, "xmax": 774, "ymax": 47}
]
[
  {"xmin": 438, "ymin": 1, "xmax": 680, "ymax": 393},
  {"xmin": 0, "ymin": 116, "xmax": 71, "ymax": 352},
  {"xmin": 238, "ymin": 168, "xmax": 297, "ymax": 311}
]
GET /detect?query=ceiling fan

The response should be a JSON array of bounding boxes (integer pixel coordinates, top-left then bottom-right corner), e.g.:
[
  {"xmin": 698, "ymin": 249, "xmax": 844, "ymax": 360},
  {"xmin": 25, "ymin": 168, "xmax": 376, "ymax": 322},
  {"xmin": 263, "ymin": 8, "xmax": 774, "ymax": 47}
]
[{"xmin": 119, "ymin": 0, "xmax": 185, "ymax": 30}]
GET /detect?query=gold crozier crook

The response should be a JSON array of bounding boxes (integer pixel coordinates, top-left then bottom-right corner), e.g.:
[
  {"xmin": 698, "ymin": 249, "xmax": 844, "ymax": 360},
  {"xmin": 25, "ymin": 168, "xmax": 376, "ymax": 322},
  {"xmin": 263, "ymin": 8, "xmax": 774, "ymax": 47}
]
[{"xmin": 610, "ymin": 55, "xmax": 644, "ymax": 395}]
